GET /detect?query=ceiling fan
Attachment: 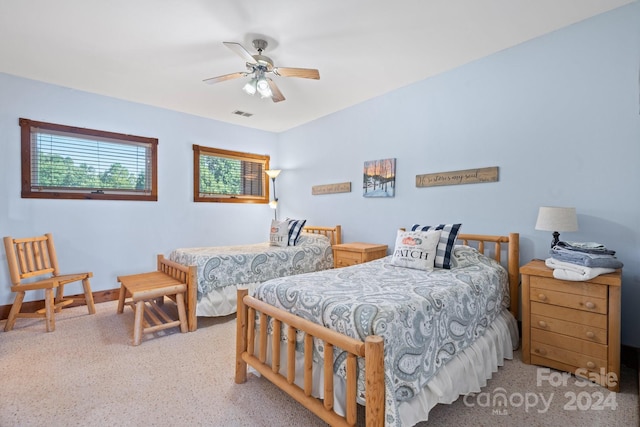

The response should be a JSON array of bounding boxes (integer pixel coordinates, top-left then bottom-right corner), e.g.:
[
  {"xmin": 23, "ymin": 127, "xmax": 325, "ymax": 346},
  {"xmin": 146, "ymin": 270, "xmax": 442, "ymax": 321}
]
[{"xmin": 203, "ymin": 39, "xmax": 320, "ymax": 103}]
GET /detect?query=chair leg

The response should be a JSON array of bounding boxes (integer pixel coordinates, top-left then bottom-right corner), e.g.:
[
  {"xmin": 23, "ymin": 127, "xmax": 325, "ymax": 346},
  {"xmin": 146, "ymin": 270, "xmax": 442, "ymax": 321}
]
[
  {"xmin": 44, "ymin": 288, "xmax": 55, "ymax": 332},
  {"xmin": 82, "ymin": 277, "xmax": 96, "ymax": 315},
  {"xmin": 54, "ymin": 284, "xmax": 65, "ymax": 311},
  {"xmin": 4, "ymin": 291, "xmax": 25, "ymax": 332}
]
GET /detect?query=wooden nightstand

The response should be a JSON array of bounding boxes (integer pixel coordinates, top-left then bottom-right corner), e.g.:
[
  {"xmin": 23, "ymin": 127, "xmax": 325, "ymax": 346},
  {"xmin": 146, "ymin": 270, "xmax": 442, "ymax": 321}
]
[
  {"xmin": 521, "ymin": 259, "xmax": 622, "ymax": 391},
  {"xmin": 332, "ymin": 242, "xmax": 388, "ymax": 268}
]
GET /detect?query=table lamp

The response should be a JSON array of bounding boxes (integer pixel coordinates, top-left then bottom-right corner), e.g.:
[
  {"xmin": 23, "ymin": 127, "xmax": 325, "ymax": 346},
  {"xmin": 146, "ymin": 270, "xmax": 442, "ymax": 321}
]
[{"xmin": 535, "ymin": 206, "xmax": 578, "ymax": 248}]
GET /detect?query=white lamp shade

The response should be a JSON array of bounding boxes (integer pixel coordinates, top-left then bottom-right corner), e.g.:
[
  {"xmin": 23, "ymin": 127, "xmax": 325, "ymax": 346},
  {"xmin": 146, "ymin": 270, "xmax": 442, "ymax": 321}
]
[
  {"xmin": 265, "ymin": 169, "xmax": 281, "ymax": 179},
  {"xmin": 535, "ymin": 206, "xmax": 578, "ymax": 232}
]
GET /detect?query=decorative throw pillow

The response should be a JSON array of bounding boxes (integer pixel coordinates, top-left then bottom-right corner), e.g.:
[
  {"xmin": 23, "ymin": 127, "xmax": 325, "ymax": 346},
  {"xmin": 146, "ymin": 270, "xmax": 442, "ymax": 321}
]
[
  {"xmin": 286, "ymin": 218, "xmax": 307, "ymax": 246},
  {"xmin": 269, "ymin": 219, "xmax": 289, "ymax": 247},
  {"xmin": 391, "ymin": 229, "xmax": 441, "ymax": 271},
  {"xmin": 411, "ymin": 223, "xmax": 462, "ymax": 269}
]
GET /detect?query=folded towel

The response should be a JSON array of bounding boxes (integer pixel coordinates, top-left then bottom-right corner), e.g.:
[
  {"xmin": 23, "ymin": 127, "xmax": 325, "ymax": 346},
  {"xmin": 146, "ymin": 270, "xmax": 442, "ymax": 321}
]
[
  {"xmin": 554, "ymin": 241, "xmax": 616, "ymax": 256},
  {"xmin": 549, "ymin": 247, "xmax": 623, "ymax": 269},
  {"xmin": 545, "ymin": 258, "xmax": 616, "ymax": 281}
]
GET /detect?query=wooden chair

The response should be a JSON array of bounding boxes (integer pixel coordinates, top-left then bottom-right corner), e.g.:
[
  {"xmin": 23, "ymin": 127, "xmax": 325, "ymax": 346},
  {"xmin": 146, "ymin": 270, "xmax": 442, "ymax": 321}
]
[{"xmin": 3, "ymin": 233, "xmax": 96, "ymax": 332}]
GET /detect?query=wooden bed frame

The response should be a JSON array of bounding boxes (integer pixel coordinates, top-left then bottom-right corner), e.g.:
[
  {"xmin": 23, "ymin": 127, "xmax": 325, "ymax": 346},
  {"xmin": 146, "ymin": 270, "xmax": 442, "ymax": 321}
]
[
  {"xmin": 235, "ymin": 232, "xmax": 519, "ymax": 427},
  {"xmin": 303, "ymin": 225, "xmax": 342, "ymax": 246},
  {"xmin": 181, "ymin": 225, "xmax": 342, "ymax": 331}
]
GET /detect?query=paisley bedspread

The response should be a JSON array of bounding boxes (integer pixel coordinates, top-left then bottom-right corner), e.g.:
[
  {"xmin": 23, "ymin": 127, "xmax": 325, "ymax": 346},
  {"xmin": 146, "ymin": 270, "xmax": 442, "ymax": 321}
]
[
  {"xmin": 169, "ymin": 233, "xmax": 334, "ymax": 303},
  {"xmin": 252, "ymin": 246, "xmax": 510, "ymax": 426}
]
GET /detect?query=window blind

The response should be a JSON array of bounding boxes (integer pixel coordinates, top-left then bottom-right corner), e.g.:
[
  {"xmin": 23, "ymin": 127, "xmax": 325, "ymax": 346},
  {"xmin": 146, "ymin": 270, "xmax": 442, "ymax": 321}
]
[{"xmin": 31, "ymin": 127, "xmax": 152, "ymax": 194}]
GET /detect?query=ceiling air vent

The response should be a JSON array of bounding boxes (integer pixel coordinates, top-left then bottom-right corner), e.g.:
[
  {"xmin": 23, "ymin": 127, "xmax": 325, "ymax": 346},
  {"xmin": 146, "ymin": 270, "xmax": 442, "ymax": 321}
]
[{"xmin": 232, "ymin": 110, "xmax": 253, "ymax": 117}]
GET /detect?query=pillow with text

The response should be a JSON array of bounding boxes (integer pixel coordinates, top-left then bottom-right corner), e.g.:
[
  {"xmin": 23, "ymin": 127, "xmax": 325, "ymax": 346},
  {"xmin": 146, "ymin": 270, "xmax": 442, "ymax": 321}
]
[{"xmin": 391, "ymin": 229, "xmax": 442, "ymax": 271}]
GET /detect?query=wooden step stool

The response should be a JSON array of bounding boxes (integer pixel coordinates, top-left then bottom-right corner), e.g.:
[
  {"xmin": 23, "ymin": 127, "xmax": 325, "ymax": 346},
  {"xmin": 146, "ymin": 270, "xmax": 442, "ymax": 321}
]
[{"xmin": 117, "ymin": 255, "xmax": 194, "ymax": 346}]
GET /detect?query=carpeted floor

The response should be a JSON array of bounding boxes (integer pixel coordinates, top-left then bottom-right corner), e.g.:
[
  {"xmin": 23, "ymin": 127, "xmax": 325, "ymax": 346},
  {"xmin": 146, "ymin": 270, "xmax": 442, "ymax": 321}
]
[{"xmin": 0, "ymin": 301, "xmax": 637, "ymax": 427}]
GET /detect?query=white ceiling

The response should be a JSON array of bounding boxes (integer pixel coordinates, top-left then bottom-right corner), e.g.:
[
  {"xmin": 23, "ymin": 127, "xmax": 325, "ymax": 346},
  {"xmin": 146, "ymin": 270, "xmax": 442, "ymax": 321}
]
[{"xmin": 0, "ymin": 0, "xmax": 633, "ymax": 133}]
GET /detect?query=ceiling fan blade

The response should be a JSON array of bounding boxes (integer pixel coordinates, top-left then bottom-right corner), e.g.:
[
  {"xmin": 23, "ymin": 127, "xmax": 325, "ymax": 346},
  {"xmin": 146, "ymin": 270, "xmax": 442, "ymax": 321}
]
[
  {"xmin": 273, "ymin": 67, "xmax": 320, "ymax": 80},
  {"xmin": 203, "ymin": 72, "xmax": 247, "ymax": 84},
  {"xmin": 223, "ymin": 41, "xmax": 256, "ymax": 64},
  {"xmin": 267, "ymin": 78, "xmax": 285, "ymax": 103}
]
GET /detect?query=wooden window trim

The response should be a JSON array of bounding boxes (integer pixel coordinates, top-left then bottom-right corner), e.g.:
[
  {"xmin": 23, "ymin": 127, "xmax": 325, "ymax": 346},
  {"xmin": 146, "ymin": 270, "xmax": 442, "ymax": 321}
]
[
  {"xmin": 19, "ymin": 118, "xmax": 158, "ymax": 201},
  {"xmin": 193, "ymin": 145, "xmax": 270, "ymax": 204}
]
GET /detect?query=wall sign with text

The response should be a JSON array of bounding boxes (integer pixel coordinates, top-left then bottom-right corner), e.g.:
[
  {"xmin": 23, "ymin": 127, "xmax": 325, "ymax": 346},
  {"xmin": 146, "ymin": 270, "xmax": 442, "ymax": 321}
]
[
  {"xmin": 416, "ymin": 166, "xmax": 499, "ymax": 188},
  {"xmin": 312, "ymin": 182, "xmax": 351, "ymax": 195}
]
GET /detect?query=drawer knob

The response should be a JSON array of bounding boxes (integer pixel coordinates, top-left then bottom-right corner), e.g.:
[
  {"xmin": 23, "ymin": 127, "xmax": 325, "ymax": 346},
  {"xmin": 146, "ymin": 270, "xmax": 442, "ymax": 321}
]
[
  {"xmin": 534, "ymin": 348, "xmax": 547, "ymax": 356},
  {"xmin": 586, "ymin": 361, "xmax": 596, "ymax": 369},
  {"xmin": 586, "ymin": 331, "xmax": 596, "ymax": 339},
  {"xmin": 537, "ymin": 294, "xmax": 547, "ymax": 301},
  {"xmin": 585, "ymin": 301, "xmax": 596, "ymax": 310},
  {"xmin": 538, "ymin": 321, "xmax": 547, "ymax": 328}
]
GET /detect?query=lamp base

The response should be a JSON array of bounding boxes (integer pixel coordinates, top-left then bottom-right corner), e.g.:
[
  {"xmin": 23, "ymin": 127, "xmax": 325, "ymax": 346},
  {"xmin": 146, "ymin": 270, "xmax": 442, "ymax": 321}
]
[{"xmin": 551, "ymin": 231, "xmax": 560, "ymax": 248}]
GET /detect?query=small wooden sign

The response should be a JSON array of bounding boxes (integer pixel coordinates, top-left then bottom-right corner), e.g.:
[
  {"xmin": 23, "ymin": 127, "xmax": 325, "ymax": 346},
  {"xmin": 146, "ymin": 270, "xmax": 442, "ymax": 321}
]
[
  {"xmin": 416, "ymin": 166, "xmax": 499, "ymax": 188},
  {"xmin": 312, "ymin": 182, "xmax": 351, "ymax": 195}
]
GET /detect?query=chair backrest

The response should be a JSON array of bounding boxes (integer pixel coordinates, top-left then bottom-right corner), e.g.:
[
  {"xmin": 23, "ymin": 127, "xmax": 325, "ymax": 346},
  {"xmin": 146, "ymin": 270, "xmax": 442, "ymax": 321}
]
[{"xmin": 3, "ymin": 233, "xmax": 60, "ymax": 286}]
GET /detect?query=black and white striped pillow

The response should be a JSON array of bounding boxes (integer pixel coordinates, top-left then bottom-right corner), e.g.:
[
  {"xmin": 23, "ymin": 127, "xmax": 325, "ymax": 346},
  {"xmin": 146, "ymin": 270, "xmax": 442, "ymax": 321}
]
[
  {"xmin": 410, "ymin": 223, "xmax": 462, "ymax": 269},
  {"xmin": 286, "ymin": 218, "xmax": 307, "ymax": 246}
]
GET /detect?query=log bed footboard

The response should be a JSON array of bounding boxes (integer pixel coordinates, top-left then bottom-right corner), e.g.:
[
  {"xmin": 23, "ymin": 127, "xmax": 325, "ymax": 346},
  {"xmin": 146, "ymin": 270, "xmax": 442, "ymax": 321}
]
[
  {"xmin": 235, "ymin": 287, "xmax": 384, "ymax": 427},
  {"xmin": 235, "ymin": 232, "xmax": 519, "ymax": 426}
]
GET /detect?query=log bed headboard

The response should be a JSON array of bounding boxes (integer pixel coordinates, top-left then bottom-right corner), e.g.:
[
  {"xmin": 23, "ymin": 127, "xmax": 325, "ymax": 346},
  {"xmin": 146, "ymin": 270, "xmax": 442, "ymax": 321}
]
[
  {"xmin": 303, "ymin": 225, "xmax": 342, "ymax": 246},
  {"xmin": 458, "ymin": 232, "xmax": 520, "ymax": 320}
]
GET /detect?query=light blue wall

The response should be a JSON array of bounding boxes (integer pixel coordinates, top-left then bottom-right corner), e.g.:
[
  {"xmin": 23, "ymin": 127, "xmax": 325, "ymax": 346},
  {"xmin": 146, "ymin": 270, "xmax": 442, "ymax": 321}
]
[
  {"xmin": 0, "ymin": 73, "xmax": 278, "ymax": 305},
  {"xmin": 0, "ymin": 4, "xmax": 638, "ymax": 347},
  {"xmin": 277, "ymin": 3, "xmax": 640, "ymax": 347}
]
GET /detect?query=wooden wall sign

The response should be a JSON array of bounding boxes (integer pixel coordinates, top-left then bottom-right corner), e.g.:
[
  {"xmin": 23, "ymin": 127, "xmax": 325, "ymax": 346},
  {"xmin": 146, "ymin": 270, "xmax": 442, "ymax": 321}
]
[
  {"xmin": 416, "ymin": 166, "xmax": 499, "ymax": 188},
  {"xmin": 312, "ymin": 182, "xmax": 351, "ymax": 195}
]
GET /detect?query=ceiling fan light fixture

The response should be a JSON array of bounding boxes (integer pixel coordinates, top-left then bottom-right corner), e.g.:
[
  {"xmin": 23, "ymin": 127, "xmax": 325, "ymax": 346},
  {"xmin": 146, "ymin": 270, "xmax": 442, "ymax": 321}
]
[
  {"xmin": 242, "ymin": 77, "xmax": 257, "ymax": 95},
  {"xmin": 205, "ymin": 39, "xmax": 318, "ymax": 104},
  {"xmin": 256, "ymin": 77, "xmax": 272, "ymax": 98}
]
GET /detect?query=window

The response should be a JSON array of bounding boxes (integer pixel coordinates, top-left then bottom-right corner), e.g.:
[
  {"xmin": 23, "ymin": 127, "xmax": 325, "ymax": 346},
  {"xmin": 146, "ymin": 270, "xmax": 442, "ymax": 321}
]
[
  {"xmin": 193, "ymin": 145, "xmax": 270, "ymax": 203},
  {"xmin": 19, "ymin": 118, "xmax": 158, "ymax": 201}
]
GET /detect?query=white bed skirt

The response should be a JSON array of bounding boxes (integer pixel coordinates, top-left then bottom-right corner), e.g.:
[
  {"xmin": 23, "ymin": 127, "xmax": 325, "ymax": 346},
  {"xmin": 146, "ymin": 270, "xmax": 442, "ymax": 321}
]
[
  {"xmin": 196, "ymin": 282, "xmax": 261, "ymax": 317},
  {"xmin": 251, "ymin": 308, "xmax": 519, "ymax": 426}
]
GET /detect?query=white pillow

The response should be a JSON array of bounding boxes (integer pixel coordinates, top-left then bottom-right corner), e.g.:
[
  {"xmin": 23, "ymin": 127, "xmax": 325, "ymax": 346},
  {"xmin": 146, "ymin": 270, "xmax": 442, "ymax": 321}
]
[
  {"xmin": 391, "ymin": 229, "xmax": 442, "ymax": 271},
  {"xmin": 269, "ymin": 219, "xmax": 289, "ymax": 247}
]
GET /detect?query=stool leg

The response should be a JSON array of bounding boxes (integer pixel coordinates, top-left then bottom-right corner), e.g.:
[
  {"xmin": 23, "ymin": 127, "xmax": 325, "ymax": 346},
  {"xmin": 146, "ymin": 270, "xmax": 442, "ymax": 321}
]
[
  {"xmin": 133, "ymin": 300, "xmax": 144, "ymax": 346},
  {"xmin": 117, "ymin": 284, "xmax": 126, "ymax": 314},
  {"xmin": 176, "ymin": 292, "xmax": 188, "ymax": 333}
]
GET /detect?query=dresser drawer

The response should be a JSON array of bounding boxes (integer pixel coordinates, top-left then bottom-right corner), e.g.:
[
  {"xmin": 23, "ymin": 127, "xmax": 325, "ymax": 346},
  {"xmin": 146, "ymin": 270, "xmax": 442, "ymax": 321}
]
[
  {"xmin": 530, "ymin": 286, "xmax": 607, "ymax": 314},
  {"xmin": 334, "ymin": 252, "xmax": 363, "ymax": 267},
  {"xmin": 530, "ymin": 302, "xmax": 607, "ymax": 344},
  {"xmin": 530, "ymin": 341, "xmax": 607, "ymax": 374},
  {"xmin": 531, "ymin": 328, "xmax": 607, "ymax": 359},
  {"xmin": 530, "ymin": 276, "xmax": 607, "ymax": 298}
]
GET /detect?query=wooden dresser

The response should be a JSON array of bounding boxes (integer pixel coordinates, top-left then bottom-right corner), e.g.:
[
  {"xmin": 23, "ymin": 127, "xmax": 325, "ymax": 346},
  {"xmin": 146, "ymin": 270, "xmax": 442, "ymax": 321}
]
[
  {"xmin": 521, "ymin": 259, "xmax": 622, "ymax": 391},
  {"xmin": 332, "ymin": 242, "xmax": 388, "ymax": 268}
]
